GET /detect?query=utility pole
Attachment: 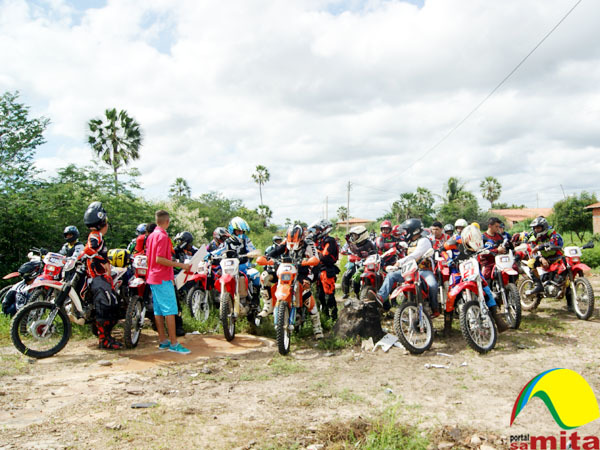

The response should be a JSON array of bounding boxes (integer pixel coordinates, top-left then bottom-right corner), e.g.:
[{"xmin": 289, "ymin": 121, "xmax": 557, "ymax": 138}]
[
  {"xmin": 347, "ymin": 181, "xmax": 352, "ymax": 232},
  {"xmin": 560, "ymin": 184, "xmax": 567, "ymax": 199}
]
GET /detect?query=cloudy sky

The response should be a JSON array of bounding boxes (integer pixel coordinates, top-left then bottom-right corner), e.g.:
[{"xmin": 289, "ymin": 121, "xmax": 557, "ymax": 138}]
[{"xmin": 1, "ymin": 0, "xmax": 599, "ymax": 225}]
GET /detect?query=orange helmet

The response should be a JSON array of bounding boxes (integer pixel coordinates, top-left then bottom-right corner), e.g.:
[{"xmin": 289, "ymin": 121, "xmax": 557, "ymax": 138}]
[{"xmin": 286, "ymin": 224, "xmax": 304, "ymax": 252}]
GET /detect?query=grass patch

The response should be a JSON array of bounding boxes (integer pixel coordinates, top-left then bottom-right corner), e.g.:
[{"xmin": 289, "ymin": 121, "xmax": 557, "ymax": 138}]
[
  {"xmin": 0, "ymin": 313, "xmax": 11, "ymax": 346},
  {"xmin": 267, "ymin": 356, "xmax": 306, "ymax": 376},
  {"xmin": 336, "ymin": 387, "xmax": 364, "ymax": 404},
  {"xmin": 0, "ymin": 354, "xmax": 30, "ymax": 377},
  {"xmin": 520, "ymin": 314, "xmax": 566, "ymax": 335},
  {"xmin": 317, "ymin": 335, "xmax": 359, "ymax": 351}
]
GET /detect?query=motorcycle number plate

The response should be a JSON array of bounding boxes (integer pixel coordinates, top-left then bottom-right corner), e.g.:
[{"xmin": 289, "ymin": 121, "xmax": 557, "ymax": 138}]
[
  {"xmin": 565, "ymin": 247, "xmax": 581, "ymax": 257},
  {"xmin": 460, "ymin": 261, "xmax": 476, "ymax": 278},
  {"xmin": 223, "ymin": 260, "xmax": 234, "ymax": 266},
  {"xmin": 281, "ymin": 273, "xmax": 292, "ymax": 281}
]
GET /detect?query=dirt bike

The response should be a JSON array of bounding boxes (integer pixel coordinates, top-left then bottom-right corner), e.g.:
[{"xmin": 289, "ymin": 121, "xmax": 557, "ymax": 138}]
[
  {"xmin": 257, "ymin": 255, "xmax": 319, "ymax": 355},
  {"xmin": 122, "ymin": 254, "xmax": 155, "ymax": 348},
  {"xmin": 11, "ymin": 256, "xmax": 129, "ymax": 358},
  {"xmin": 390, "ymin": 249, "xmax": 435, "ymax": 354},
  {"xmin": 489, "ymin": 251, "xmax": 521, "ymax": 329},
  {"xmin": 433, "ymin": 249, "xmax": 450, "ymax": 312},
  {"xmin": 185, "ymin": 254, "xmax": 221, "ymax": 322},
  {"xmin": 518, "ymin": 241, "xmax": 595, "ymax": 320},
  {"xmin": 28, "ymin": 251, "xmax": 69, "ymax": 302},
  {"xmin": 218, "ymin": 250, "xmax": 262, "ymax": 341},
  {"xmin": 357, "ymin": 247, "xmax": 397, "ymax": 301},
  {"xmin": 446, "ymin": 251, "xmax": 497, "ymax": 354},
  {"xmin": 1, "ymin": 248, "xmax": 49, "ymax": 305}
]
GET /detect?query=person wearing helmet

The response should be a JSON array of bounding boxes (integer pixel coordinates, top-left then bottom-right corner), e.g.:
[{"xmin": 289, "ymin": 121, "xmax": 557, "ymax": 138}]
[
  {"xmin": 266, "ymin": 224, "xmax": 324, "ymax": 339},
  {"xmin": 207, "ymin": 227, "xmax": 231, "ymax": 252},
  {"xmin": 480, "ymin": 217, "xmax": 508, "ymax": 281},
  {"xmin": 429, "ymin": 221, "xmax": 448, "ymax": 251},
  {"xmin": 265, "ymin": 235, "xmax": 283, "ymax": 255},
  {"xmin": 257, "ymin": 236, "xmax": 285, "ymax": 318},
  {"xmin": 443, "ymin": 223, "xmax": 454, "ymax": 238},
  {"xmin": 443, "ymin": 225, "xmax": 509, "ymax": 335},
  {"xmin": 309, "ymin": 219, "xmax": 340, "ymax": 321},
  {"xmin": 79, "ymin": 201, "xmax": 123, "ymax": 350},
  {"xmin": 59, "ymin": 225, "xmax": 84, "ymax": 258},
  {"xmin": 454, "ymin": 219, "xmax": 468, "ymax": 236},
  {"xmin": 127, "ymin": 224, "xmax": 147, "ymax": 253},
  {"xmin": 375, "ymin": 220, "xmax": 396, "ymax": 254},
  {"xmin": 174, "ymin": 231, "xmax": 198, "ymax": 262},
  {"xmin": 391, "ymin": 225, "xmax": 405, "ymax": 243},
  {"xmin": 342, "ymin": 225, "xmax": 376, "ymax": 299},
  {"xmin": 2, "ymin": 260, "xmax": 43, "ymax": 316},
  {"xmin": 524, "ymin": 217, "xmax": 564, "ymax": 298},
  {"xmin": 369, "ymin": 218, "xmax": 440, "ymax": 317}
]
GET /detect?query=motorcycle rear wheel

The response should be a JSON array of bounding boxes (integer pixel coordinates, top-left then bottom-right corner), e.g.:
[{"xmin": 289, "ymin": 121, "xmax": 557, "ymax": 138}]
[
  {"xmin": 567, "ymin": 277, "xmax": 595, "ymax": 320},
  {"xmin": 518, "ymin": 279, "xmax": 542, "ymax": 311},
  {"xmin": 186, "ymin": 286, "xmax": 211, "ymax": 322},
  {"xmin": 393, "ymin": 301, "xmax": 433, "ymax": 355},
  {"xmin": 11, "ymin": 301, "xmax": 71, "ymax": 359},
  {"xmin": 220, "ymin": 292, "xmax": 236, "ymax": 341},
  {"xmin": 124, "ymin": 295, "xmax": 145, "ymax": 348},
  {"xmin": 460, "ymin": 300, "xmax": 497, "ymax": 354},
  {"xmin": 505, "ymin": 283, "xmax": 522, "ymax": 329},
  {"xmin": 276, "ymin": 301, "xmax": 291, "ymax": 355}
]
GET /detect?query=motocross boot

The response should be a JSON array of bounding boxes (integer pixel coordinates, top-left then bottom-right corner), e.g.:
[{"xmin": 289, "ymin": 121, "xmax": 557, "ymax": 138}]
[
  {"xmin": 443, "ymin": 311, "xmax": 453, "ymax": 338},
  {"xmin": 490, "ymin": 306, "xmax": 509, "ymax": 333},
  {"xmin": 97, "ymin": 320, "xmax": 123, "ymax": 350},
  {"xmin": 258, "ymin": 292, "xmax": 273, "ymax": 318},
  {"xmin": 310, "ymin": 312, "xmax": 324, "ymax": 339},
  {"xmin": 327, "ymin": 294, "xmax": 338, "ymax": 321}
]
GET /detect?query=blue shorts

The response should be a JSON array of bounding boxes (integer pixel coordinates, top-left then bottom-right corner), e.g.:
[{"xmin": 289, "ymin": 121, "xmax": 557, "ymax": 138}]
[{"xmin": 149, "ymin": 280, "xmax": 178, "ymax": 316}]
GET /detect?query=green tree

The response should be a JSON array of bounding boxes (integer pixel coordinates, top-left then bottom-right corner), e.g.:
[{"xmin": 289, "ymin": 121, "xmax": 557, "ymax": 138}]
[
  {"xmin": 552, "ymin": 192, "xmax": 598, "ymax": 242},
  {"xmin": 337, "ymin": 206, "xmax": 349, "ymax": 221},
  {"xmin": 169, "ymin": 177, "xmax": 191, "ymax": 200},
  {"xmin": 256, "ymin": 204, "xmax": 273, "ymax": 226},
  {"xmin": 491, "ymin": 202, "xmax": 526, "ymax": 209},
  {"xmin": 437, "ymin": 191, "xmax": 480, "ymax": 225},
  {"xmin": 480, "ymin": 176, "xmax": 502, "ymax": 208},
  {"xmin": 442, "ymin": 177, "xmax": 467, "ymax": 203},
  {"xmin": 251, "ymin": 165, "xmax": 270, "ymax": 205},
  {"xmin": 87, "ymin": 108, "xmax": 143, "ymax": 195},
  {"xmin": 0, "ymin": 91, "xmax": 49, "ymax": 192},
  {"xmin": 388, "ymin": 187, "xmax": 435, "ymax": 225}
]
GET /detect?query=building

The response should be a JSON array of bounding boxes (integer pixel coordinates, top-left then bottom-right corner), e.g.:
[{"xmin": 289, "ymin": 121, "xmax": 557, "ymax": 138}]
[
  {"xmin": 489, "ymin": 208, "xmax": 553, "ymax": 228},
  {"xmin": 585, "ymin": 202, "xmax": 600, "ymax": 235},
  {"xmin": 335, "ymin": 218, "xmax": 373, "ymax": 229}
]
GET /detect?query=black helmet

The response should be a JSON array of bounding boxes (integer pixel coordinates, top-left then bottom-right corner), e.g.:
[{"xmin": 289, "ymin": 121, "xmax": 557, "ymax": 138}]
[
  {"xmin": 401, "ymin": 218, "xmax": 423, "ymax": 241},
  {"xmin": 308, "ymin": 219, "xmax": 333, "ymax": 240},
  {"xmin": 18, "ymin": 260, "xmax": 43, "ymax": 282},
  {"xmin": 63, "ymin": 225, "xmax": 79, "ymax": 243},
  {"xmin": 272, "ymin": 235, "xmax": 283, "ymax": 245},
  {"xmin": 443, "ymin": 224, "xmax": 454, "ymax": 234},
  {"xmin": 175, "ymin": 231, "xmax": 194, "ymax": 247},
  {"xmin": 83, "ymin": 201, "xmax": 108, "ymax": 229},
  {"xmin": 530, "ymin": 216, "xmax": 550, "ymax": 239},
  {"xmin": 212, "ymin": 227, "xmax": 230, "ymax": 243}
]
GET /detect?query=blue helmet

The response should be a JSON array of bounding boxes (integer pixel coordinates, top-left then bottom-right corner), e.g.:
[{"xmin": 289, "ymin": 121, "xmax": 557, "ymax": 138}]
[
  {"xmin": 63, "ymin": 225, "xmax": 79, "ymax": 243},
  {"xmin": 228, "ymin": 217, "xmax": 250, "ymax": 235},
  {"xmin": 136, "ymin": 223, "xmax": 147, "ymax": 235}
]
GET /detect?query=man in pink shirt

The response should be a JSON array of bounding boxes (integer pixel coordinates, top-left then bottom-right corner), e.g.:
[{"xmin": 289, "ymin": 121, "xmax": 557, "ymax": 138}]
[{"xmin": 146, "ymin": 210, "xmax": 191, "ymax": 354}]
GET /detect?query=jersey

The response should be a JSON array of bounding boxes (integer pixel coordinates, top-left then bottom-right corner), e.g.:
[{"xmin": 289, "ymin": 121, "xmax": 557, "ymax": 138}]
[
  {"xmin": 79, "ymin": 230, "xmax": 110, "ymax": 279},
  {"xmin": 59, "ymin": 241, "xmax": 84, "ymax": 258}
]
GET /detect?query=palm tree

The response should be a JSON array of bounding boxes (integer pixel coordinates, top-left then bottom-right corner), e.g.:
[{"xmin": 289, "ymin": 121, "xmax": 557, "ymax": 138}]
[
  {"xmin": 480, "ymin": 176, "xmax": 502, "ymax": 209},
  {"xmin": 87, "ymin": 108, "xmax": 142, "ymax": 195},
  {"xmin": 251, "ymin": 165, "xmax": 270, "ymax": 205},
  {"xmin": 169, "ymin": 177, "xmax": 191, "ymax": 199},
  {"xmin": 256, "ymin": 204, "xmax": 273, "ymax": 227},
  {"xmin": 443, "ymin": 177, "xmax": 467, "ymax": 203},
  {"xmin": 337, "ymin": 206, "xmax": 348, "ymax": 221}
]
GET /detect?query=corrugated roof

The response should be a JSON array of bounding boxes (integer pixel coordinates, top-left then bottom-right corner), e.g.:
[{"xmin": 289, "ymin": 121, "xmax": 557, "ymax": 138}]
[
  {"xmin": 335, "ymin": 218, "xmax": 373, "ymax": 225},
  {"xmin": 489, "ymin": 208, "xmax": 553, "ymax": 222},
  {"xmin": 585, "ymin": 202, "xmax": 600, "ymax": 209}
]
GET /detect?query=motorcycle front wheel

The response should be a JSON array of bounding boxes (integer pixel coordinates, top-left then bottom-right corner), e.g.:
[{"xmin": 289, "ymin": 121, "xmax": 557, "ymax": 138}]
[
  {"xmin": 393, "ymin": 301, "xmax": 433, "ymax": 355},
  {"xmin": 186, "ymin": 286, "xmax": 211, "ymax": 322},
  {"xmin": 567, "ymin": 277, "xmax": 595, "ymax": 320},
  {"xmin": 518, "ymin": 279, "xmax": 542, "ymax": 311},
  {"xmin": 276, "ymin": 301, "xmax": 291, "ymax": 355},
  {"xmin": 124, "ymin": 295, "xmax": 145, "ymax": 348},
  {"xmin": 220, "ymin": 292, "xmax": 236, "ymax": 341},
  {"xmin": 505, "ymin": 283, "xmax": 522, "ymax": 329},
  {"xmin": 460, "ymin": 300, "xmax": 497, "ymax": 354},
  {"xmin": 11, "ymin": 301, "xmax": 71, "ymax": 359}
]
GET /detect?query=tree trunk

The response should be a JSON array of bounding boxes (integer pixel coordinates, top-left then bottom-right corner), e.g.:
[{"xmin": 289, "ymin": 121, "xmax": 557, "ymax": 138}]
[
  {"xmin": 113, "ymin": 165, "xmax": 119, "ymax": 196},
  {"xmin": 259, "ymin": 184, "xmax": 263, "ymax": 205}
]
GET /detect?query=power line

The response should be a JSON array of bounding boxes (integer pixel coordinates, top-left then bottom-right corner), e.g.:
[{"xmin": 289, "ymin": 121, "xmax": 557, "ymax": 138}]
[{"xmin": 381, "ymin": 0, "xmax": 584, "ymax": 185}]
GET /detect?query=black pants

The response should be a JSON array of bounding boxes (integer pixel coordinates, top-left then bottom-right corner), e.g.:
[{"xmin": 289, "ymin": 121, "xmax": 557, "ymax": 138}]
[{"xmin": 90, "ymin": 277, "xmax": 120, "ymax": 321}]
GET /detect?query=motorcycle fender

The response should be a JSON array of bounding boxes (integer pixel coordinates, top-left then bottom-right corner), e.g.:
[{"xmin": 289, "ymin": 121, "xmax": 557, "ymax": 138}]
[
  {"xmin": 24, "ymin": 279, "xmax": 63, "ymax": 293},
  {"xmin": 571, "ymin": 263, "xmax": 592, "ymax": 276},
  {"xmin": 275, "ymin": 284, "xmax": 292, "ymax": 304},
  {"xmin": 390, "ymin": 285, "xmax": 411, "ymax": 300},
  {"xmin": 189, "ymin": 272, "xmax": 207, "ymax": 287},
  {"xmin": 2, "ymin": 272, "xmax": 20, "ymax": 280},
  {"xmin": 220, "ymin": 274, "xmax": 236, "ymax": 298},
  {"xmin": 26, "ymin": 280, "xmax": 84, "ymax": 317},
  {"xmin": 446, "ymin": 281, "xmax": 478, "ymax": 312},
  {"xmin": 129, "ymin": 277, "xmax": 146, "ymax": 288}
]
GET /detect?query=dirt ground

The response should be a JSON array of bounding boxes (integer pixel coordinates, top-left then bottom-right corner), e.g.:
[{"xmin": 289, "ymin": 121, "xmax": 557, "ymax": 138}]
[{"xmin": 1, "ymin": 293, "xmax": 599, "ymax": 449}]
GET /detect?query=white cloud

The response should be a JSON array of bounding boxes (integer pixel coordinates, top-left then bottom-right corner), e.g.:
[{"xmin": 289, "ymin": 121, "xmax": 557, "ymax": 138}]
[{"xmin": 1, "ymin": 0, "xmax": 599, "ymax": 227}]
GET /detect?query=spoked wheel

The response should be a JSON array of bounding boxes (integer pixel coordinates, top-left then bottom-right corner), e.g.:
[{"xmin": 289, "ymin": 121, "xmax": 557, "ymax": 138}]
[
  {"xmin": 11, "ymin": 301, "xmax": 71, "ymax": 359},
  {"xmin": 460, "ymin": 300, "xmax": 497, "ymax": 354},
  {"xmin": 220, "ymin": 292, "xmax": 236, "ymax": 341},
  {"xmin": 30, "ymin": 287, "xmax": 60, "ymax": 304},
  {"xmin": 518, "ymin": 279, "xmax": 542, "ymax": 311},
  {"xmin": 276, "ymin": 301, "xmax": 291, "ymax": 355},
  {"xmin": 393, "ymin": 301, "xmax": 433, "ymax": 355},
  {"xmin": 124, "ymin": 295, "xmax": 146, "ymax": 348},
  {"xmin": 187, "ymin": 286, "xmax": 211, "ymax": 322},
  {"xmin": 505, "ymin": 283, "xmax": 522, "ymax": 329},
  {"xmin": 567, "ymin": 277, "xmax": 595, "ymax": 320}
]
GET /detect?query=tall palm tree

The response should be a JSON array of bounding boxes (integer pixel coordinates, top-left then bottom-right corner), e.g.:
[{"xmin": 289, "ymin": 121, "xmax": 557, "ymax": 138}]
[
  {"xmin": 443, "ymin": 177, "xmax": 467, "ymax": 203},
  {"xmin": 169, "ymin": 177, "xmax": 191, "ymax": 199},
  {"xmin": 480, "ymin": 176, "xmax": 502, "ymax": 209},
  {"xmin": 87, "ymin": 108, "xmax": 142, "ymax": 195},
  {"xmin": 251, "ymin": 165, "xmax": 270, "ymax": 205}
]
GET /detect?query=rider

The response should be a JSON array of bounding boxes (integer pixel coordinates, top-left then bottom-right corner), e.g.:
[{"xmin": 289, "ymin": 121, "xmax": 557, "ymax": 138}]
[
  {"xmin": 454, "ymin": 218, "xmax": 468, "ymax": 237},
  {"xmin": 79, "ymin": 201, "xmax": 123, "ymax": 350},
  {"xmin": 443, "ymin": 223, "xmax": 455, "ymax": 239},
  {"xmin": 369, "ymin": 218, "xmax": 439, "ymax": 317},
  {"xmin": 375, "ymin": 220, "xmax": 396, "ymax": 254},
  {"xmin": 429, "ymin": 221, "xmax": 448, "ymax": 251},
  {"xmin": 480, "ymin": 217, "xmax": 507, "ymax": 282},
  {"xmin": 391, "ymin": 225, "xmax": 405, "ymax": 243},
  {"xmin": 59, "ymin": 226, "xmax": 85, "ymax": 258},
  {"xmin": 524, "ymin": 216, "xmax": 564, "ymax": 298},
  {"xmin": 443, "ymin": 225, "xmax": 509, "ymax": 335},
  {"xmin": 257, "ymin": 236, "xmax": 284, "ymax": 318},
  {"xmin": 127, "ymin": 224, "xmax": 147, "ymax": 254},
  {"xmin": 266, "ymin": 224, "xmax": 324, "ymax": 339},
  {"xmin": 309, "ymin": 219, "xmax": 340, "ymax": 321},
  {"xmin": 2, "ymin": 260, "xmax": 43, "ymax": 316},
  {"xmin": 173, "ymin": 231, "xmax": 198, "ymax": 263},
  {"xmin": 342, "ymin": 225, "xmax": 377, "ymax": 299},
  {"xmin": 265, "ymin": 235, "xmax": 283, "ymax": 254},
  {"xmin": 207, "ymin": 227, "xmax": 230, "ymax": 253}
]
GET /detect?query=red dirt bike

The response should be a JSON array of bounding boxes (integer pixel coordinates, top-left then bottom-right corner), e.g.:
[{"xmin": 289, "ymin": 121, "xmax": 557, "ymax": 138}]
[
  {"xmin": 11, "ymin": 256, "xmax": 130, "ymax": 358},
  {"xmin": 185, "ymin": 254, "xmax": 222, "ymax": 322},
  {"xmin": 488, "ymin": 251, "xmax": 521, "ymax": 329},
  {"xmin": 257, "ymin": 255, "xmax": 319, "ymax": 355},
  {"xmin": 518, "ymin": 241, "xmax": 595, "ymax": 320},
  {"xmin": 357, "ymin": 247, "xmax": 398, "ymax": 301},
  {"xmin": 390, "ymin": 249, "xmax": 435, "ymax": 355},
  {"xmin": 445, "ymin": 250, "xmax": 498, "ymax": 354},
  {"xmin": 123, "ymin": 254, "xmax": 156, "ymax": 348},
  {"xmin": 28, "ymin": 251, "xmax": 68, "ymax": 302}
]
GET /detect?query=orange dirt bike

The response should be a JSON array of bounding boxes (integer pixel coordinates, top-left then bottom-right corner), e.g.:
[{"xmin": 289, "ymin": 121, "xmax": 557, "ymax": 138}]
[{"xmin": 257, "ymin": 254, "xmax": 319, "ymax": 355}]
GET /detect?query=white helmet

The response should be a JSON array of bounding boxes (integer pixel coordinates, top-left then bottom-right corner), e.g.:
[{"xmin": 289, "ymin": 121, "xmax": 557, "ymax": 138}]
[
  {"xmin": 454, "ymin": 218, "xmax": 468, "ymax": 228},
  {"xmin": 347, "ymin": 226, "xmax": 369, "ymax": 244},
  {"xmin": 461, "ymin": 224, "xmax": 483, "ymax": 252}
]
